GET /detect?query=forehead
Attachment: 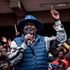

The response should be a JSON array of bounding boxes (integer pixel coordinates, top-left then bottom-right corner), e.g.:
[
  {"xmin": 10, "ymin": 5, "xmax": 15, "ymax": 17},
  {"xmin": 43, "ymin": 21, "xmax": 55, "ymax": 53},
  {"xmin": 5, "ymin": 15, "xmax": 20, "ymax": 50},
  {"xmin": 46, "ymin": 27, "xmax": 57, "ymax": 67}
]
[{"xmin": 25, "ymin": 22, "xmax": 35, "ymax": 26}]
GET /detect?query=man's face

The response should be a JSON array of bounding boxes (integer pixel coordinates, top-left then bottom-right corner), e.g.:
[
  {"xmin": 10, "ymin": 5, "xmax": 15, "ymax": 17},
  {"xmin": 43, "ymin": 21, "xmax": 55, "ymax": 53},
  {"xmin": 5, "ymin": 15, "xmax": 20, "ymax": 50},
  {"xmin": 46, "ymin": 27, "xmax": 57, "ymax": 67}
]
[{"xmin": 23, "ymin": 22, "xmax": 37, "ymax": 35}]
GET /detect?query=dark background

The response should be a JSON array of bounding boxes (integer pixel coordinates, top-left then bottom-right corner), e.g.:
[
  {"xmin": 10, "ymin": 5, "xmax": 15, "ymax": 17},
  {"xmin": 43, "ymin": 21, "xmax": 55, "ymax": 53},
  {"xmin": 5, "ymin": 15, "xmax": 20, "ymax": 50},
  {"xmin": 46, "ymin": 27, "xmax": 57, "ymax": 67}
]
[{"xmin": 0, "ymin": 22, "xmax": 70, "ymax": 40}]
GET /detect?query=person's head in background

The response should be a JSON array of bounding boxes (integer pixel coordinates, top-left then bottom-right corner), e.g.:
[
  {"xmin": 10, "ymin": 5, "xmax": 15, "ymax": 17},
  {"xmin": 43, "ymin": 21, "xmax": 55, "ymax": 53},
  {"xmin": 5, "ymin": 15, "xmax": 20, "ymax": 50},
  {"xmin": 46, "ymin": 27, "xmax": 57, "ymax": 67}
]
[
  {"xmin": 2, "ymin": 36, "xmax": 7, "ymax": 43},
  {"xmin": 0, "ymin": 41, "xmax": 7, "ymax": 56},
  {"xmin": 58, "ymin": 51, "xmax": 65, "ymax": 59},
  {"xmin": 0, "ymin": 55, "xmax": 11, "ymax": 70}
]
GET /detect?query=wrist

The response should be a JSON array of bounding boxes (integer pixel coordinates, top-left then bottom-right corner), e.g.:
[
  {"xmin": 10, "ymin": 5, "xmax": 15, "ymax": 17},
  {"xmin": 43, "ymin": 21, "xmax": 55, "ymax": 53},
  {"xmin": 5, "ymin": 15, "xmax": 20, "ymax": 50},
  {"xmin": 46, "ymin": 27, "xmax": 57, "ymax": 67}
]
[
  {"xmin": 55, "ymin": 20, "xmax": 61, "ymax": 26},
  {"xmin": 54, "ymin": 19, "xmax": 60, "ymax": 22}
]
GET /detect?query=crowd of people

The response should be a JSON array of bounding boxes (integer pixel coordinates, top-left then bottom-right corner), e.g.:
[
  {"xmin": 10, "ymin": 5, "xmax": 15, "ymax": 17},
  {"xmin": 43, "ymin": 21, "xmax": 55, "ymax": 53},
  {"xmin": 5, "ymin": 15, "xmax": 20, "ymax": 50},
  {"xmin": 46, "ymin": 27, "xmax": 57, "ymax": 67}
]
[
  {"xmin": 0, "ymin": 8, "xmax": 70, "ymax": 70},
  {"xmin": 0, "ymin": 36, "xmax": 70, "ymax": 70},
  {"xmin": 48, "ymin": 38, "xmax": 70, "ymax": 70}
]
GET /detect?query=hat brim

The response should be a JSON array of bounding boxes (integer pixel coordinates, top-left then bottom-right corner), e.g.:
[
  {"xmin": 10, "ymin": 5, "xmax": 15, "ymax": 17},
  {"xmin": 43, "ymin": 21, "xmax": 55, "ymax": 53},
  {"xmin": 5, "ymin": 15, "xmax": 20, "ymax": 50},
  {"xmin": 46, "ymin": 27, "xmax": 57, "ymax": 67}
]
[{"xmin": 17, "ymin": 19, "xmax": 43, "ymax": 32}]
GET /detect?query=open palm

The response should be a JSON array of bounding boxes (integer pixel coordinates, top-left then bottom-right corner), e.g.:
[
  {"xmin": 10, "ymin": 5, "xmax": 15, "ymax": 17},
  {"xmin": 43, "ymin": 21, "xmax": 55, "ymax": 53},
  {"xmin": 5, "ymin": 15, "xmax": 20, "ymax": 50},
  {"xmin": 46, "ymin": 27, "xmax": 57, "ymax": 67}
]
[{"xmin": 51, "ymin": 9, "xmax": 60, "ymax": 20}]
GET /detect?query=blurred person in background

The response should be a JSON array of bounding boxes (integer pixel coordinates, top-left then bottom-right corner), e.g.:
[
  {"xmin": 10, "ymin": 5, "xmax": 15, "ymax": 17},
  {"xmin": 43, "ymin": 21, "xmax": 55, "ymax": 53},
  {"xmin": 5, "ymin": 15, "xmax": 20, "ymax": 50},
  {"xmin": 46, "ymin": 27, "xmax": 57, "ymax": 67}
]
[{"xmin": 0, "ymin": 41, "xmax": 12, "ymax": 70}]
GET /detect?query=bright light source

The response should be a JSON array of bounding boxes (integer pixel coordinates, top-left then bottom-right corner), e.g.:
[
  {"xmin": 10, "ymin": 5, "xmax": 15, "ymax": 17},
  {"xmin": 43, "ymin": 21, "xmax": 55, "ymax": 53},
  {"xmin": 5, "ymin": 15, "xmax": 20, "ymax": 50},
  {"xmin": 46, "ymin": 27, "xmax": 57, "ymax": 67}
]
[{"xmin": 57, "ymin": 3, "xmax": 66, "ymax": 7}]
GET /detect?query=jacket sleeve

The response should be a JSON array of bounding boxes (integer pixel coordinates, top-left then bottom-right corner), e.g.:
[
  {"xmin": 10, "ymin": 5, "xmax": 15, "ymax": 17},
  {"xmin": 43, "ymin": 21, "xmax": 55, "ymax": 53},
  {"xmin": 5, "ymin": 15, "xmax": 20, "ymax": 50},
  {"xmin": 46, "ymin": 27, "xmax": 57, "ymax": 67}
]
[
  {"xmin": 54, "ymin": 20, "xmax": 67, "ymax": 43},
  {"xmin": 44, "ymin": 20, "xmax": 67, "ymax": 51},
  {"xmin": 7, "ymin": 41, "xmax": 25, "ymax": 66}
]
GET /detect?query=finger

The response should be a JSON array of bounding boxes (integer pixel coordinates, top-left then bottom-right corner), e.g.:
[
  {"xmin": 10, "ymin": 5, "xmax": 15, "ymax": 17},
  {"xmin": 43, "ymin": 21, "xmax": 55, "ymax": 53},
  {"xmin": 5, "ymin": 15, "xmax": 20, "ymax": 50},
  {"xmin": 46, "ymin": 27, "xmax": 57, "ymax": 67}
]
[
  {"xmin": 50, "ymin": 5, "xmax": 55, "ymax": 11},
  {"xmin": 50, "ymin": 5, "xmax": 58, "ymax": 13},
  {"xmin": 50, "ymin": 10, "xmax": 54, "ymax": 14},
  {"xmin": 25, "ymin": 34, "xmax": 32, "ymax": 40},
  {"xmin": 53, "ymin": 10, "xmax": 59, "ymax": 15},
  {"xmin": 50, "ymin": 6, "xmax": 55, "ymax": 14},
  {"xmin": 51, "ymin": 9, "xmax": 58, "ymax": 15}
]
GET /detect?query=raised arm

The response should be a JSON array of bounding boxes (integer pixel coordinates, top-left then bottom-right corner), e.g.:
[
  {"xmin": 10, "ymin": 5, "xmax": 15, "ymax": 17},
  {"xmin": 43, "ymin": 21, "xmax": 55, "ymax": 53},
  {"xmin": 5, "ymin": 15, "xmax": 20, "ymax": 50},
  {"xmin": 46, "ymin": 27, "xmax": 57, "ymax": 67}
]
[
  {"xmin": 50, "ymin": 8, "xmax": 67, "ymax": 43},
  {"xmin": 44, "ymin": 8, "xmax": 67, "ymax": 51}
]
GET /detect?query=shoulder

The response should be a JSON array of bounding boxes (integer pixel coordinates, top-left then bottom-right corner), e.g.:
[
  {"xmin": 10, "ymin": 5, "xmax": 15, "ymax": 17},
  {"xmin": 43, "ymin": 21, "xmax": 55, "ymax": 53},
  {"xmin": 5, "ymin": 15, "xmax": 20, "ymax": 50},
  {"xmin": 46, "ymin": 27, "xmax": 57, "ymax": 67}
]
[
  {"xmin": 10, "ymin": 41, "xmax": 18, "ymax": 48},
  {"xmin": 14, "ymin": 36, "xmax": 24, "ymax": 41}
]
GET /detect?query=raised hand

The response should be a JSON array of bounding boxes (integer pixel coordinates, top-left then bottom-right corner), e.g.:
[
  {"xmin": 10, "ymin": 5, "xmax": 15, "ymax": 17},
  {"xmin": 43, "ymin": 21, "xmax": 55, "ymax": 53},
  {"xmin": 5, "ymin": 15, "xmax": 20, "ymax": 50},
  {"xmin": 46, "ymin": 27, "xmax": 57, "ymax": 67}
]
[{"xmin": 50, "ymin": 6, "xmax": 60, "ymax": 20}]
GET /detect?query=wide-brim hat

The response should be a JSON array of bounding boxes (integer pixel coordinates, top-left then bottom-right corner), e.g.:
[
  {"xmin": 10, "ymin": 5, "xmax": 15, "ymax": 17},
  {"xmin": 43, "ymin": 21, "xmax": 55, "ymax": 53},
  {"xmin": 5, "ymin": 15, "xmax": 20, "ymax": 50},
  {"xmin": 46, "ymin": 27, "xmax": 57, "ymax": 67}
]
[{"xmin": 17, "ymin": 15, "xmax": 43, "ymax": 32}]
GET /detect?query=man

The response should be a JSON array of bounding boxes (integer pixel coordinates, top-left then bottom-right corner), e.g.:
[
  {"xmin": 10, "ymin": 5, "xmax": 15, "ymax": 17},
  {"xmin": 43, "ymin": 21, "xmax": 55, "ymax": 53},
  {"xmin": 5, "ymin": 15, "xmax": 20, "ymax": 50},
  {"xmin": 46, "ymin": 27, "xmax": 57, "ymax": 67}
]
[{"xmin": 8, "ymin": 8, "xmax": 67, "ymax": 70}]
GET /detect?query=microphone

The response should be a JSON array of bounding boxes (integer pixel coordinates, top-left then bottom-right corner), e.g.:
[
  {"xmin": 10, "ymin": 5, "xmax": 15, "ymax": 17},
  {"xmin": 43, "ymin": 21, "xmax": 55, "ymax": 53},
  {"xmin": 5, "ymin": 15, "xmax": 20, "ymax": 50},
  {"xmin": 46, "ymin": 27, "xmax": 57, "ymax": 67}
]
[
  {"xmin": 24, "ymin": 33, "xmax": 32, "ymax": 46},
  {"xmin": 27, "ymin": 38, "xmax": 31, "ymax": 46}
]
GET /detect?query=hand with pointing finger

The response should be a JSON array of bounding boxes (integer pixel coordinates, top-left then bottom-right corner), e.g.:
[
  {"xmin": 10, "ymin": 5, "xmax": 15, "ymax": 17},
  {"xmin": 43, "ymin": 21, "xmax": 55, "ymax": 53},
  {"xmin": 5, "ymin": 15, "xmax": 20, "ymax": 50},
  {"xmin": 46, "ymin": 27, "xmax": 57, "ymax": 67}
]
[{"xmin": 50, "ymin": 6, "xmax": 60, "ymax": 20}]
